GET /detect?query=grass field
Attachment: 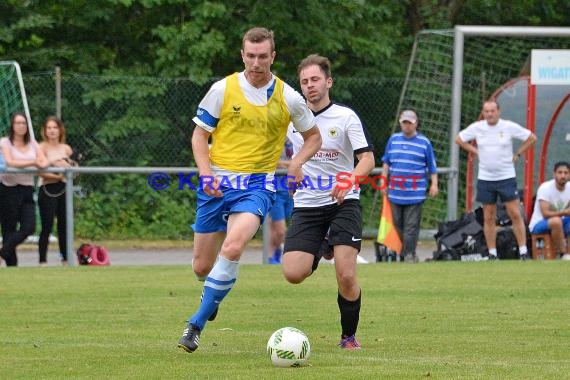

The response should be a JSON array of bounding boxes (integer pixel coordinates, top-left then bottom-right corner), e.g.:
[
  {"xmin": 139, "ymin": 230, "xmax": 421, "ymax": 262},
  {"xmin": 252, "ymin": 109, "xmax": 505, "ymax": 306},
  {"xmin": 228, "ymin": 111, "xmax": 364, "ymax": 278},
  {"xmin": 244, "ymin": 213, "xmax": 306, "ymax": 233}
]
[{"xmin": 1, "ymin": 261, "xmax": 569, "ymax": 379}]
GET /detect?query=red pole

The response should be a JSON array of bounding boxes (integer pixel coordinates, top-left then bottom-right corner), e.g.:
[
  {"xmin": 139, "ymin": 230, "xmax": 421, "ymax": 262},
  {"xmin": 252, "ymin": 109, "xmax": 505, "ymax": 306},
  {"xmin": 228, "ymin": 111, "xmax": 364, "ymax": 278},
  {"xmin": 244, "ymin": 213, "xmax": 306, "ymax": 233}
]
[{"xmin": 524, "ymin": 80, "xmax": 536, "ymax": 221}]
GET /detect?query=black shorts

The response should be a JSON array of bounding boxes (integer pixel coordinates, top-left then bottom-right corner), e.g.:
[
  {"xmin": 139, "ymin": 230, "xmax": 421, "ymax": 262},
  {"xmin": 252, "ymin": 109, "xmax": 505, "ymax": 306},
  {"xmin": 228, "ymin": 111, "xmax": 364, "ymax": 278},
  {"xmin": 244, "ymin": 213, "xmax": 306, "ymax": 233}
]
[
  {"xmin": 476, "ymin": 177, "xmax": 519, "ymax": 204},
  {"xmin": 284, "ymin": 199, "xmax": 362, "ymax": 255}
]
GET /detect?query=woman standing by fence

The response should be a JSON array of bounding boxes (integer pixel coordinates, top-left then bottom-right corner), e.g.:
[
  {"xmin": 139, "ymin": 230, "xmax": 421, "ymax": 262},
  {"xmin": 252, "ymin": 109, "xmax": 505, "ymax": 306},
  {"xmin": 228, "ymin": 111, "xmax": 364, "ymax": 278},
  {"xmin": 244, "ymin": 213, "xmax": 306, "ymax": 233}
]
[
  {"xmin": 0, "ymin": 112, "xmax": 48, "ymax": 267},
  {"xmin": 38, "ymin": 116, "xmax": 74, "ymax": 266}
]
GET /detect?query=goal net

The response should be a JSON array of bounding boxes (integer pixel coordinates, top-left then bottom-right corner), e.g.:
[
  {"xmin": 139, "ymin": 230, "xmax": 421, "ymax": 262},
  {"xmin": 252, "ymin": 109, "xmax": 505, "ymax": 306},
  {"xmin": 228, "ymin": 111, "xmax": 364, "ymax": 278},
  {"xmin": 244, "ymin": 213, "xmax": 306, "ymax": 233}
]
[
  {"xmin": 0, "ymin": 61, "xmax": 34, "ymax": 139},
  {"xmin": 398, "ymin": 27, "xmax": 570, "ymax": 226}
]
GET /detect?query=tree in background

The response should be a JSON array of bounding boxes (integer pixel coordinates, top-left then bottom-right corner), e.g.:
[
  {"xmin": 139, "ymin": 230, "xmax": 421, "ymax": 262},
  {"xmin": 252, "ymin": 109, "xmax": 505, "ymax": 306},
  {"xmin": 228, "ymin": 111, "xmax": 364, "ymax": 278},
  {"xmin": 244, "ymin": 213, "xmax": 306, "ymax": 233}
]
[
  {"xmin": 0, "ymin": 0, "xmax": 407, "ymax": 79},
  {"xmin": 2, "ymin": 1, "xmax": 569, "ymax": 79}
]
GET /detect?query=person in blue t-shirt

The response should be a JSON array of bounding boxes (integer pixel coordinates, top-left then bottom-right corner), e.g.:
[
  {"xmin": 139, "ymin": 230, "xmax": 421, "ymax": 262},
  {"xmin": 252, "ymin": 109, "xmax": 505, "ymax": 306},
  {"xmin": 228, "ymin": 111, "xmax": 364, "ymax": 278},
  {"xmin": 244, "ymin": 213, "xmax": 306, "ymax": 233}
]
[{"xmin": 381, "ymin": 109, "xmax": 438, "ymax": 263}]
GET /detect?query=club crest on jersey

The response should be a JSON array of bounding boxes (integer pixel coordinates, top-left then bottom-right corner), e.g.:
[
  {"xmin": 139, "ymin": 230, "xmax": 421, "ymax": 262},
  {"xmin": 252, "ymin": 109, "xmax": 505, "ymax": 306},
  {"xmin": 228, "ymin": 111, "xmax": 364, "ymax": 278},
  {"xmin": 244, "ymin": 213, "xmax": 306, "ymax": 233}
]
[
  {"xmin": 328, "ymin": 127, "xmax": 339, "ymax": 138},
  {"xmin": 232, "ymin": 105, "xmax": 241, "ymax": 115}
]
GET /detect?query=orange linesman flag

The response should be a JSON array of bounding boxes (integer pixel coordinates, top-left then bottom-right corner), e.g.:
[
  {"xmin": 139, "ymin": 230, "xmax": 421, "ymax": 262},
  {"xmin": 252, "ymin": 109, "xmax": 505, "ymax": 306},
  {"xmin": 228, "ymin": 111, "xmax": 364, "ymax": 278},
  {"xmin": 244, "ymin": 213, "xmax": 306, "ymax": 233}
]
[{"xmin": 376, "ymin": 195, "xmax": 403, "ymax": 254}]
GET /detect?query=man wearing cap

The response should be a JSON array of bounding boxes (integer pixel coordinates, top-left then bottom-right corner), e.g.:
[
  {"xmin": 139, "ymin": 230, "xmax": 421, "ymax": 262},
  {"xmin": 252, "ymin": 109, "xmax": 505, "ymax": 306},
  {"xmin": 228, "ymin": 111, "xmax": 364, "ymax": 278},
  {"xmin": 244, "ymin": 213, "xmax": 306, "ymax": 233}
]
[
  {"xmin": 381, "ymin": 109, "xmax": 439, "ymax": 263},
  {"xmin": 456, "ymin": 100, "xmax": 536, "ymax": 260}
]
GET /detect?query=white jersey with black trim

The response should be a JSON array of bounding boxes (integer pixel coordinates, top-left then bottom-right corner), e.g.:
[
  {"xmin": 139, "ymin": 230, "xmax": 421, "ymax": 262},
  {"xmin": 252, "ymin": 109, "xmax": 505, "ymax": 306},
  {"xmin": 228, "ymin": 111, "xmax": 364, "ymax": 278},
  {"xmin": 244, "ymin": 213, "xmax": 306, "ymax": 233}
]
[{"xmin": 287, "ymin": 102, "xmax": 373, "ymax": 207}]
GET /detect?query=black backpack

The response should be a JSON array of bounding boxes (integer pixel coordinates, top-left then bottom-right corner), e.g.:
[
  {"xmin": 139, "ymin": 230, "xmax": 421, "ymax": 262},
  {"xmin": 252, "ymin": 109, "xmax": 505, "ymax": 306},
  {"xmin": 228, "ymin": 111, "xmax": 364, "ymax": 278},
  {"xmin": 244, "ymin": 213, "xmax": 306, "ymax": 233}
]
[
  {"xmin": 496, "ymin": 228, "xmax": 519, "ymax": 259},
  {"xmin": 432, "ymin": 212, "xmax": 486, "ymax": 261}
]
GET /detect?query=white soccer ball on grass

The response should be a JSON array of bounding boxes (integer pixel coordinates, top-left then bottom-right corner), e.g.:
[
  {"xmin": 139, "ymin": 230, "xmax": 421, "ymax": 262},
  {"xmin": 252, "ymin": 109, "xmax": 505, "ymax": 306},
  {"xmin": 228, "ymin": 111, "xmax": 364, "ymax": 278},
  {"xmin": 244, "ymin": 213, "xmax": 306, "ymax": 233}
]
[{"xmin": 266, "ymin": 327, "xmax": 311, "ymax": 367}]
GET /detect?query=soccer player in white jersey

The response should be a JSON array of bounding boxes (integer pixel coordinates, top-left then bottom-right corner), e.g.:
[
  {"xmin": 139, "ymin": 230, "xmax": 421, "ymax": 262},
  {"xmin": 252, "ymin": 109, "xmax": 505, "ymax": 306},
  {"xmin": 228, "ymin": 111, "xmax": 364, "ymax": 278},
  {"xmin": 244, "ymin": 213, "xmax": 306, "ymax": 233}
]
[
  {"xmin": 178, "ymin": 27, "xmax": 322, "ymax": 353},
  {"xmin": 455, "ymin": 100, "xmax": 536, "ymax": 260},
  {"xmin": 282, "ymin": 54, "xmax": 375, "ymax": 350}
]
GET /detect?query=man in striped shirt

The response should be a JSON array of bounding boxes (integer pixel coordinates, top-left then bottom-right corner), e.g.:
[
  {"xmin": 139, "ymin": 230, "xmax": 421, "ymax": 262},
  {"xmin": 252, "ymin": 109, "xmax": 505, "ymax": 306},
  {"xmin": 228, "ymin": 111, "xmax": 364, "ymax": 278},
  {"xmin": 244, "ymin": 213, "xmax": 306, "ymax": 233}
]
[{"xmin": 381, "ymin": 109, "xmax": 438, "ymax": 263}]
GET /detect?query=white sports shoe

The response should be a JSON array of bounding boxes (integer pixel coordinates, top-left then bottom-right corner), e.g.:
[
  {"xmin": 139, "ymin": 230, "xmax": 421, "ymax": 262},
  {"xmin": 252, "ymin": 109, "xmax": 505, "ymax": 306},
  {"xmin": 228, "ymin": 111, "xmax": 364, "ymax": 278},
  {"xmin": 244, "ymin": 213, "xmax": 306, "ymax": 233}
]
[{"xmin": 561, "ymin": 254, "xmax": 570, "ymax": 261}]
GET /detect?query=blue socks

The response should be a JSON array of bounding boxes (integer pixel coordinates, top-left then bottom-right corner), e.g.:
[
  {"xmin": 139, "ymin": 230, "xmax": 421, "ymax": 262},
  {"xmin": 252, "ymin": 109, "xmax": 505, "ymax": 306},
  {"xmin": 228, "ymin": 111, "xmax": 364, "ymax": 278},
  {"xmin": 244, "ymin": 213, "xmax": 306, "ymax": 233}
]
[
  {"xmin": 268, "ymin": 248, "xmax": 282, "ymax": 264},
  {"xmin": 190, "ymin": 256, "xmax": 239, "ymax": 330}
]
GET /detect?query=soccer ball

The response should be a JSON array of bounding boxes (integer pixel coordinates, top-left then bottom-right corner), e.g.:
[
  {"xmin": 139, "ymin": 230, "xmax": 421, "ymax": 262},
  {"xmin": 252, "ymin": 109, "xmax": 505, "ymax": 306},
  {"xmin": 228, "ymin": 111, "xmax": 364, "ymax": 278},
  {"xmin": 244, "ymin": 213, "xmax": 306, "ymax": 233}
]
[{"xmin": 266, "ymin": 327, "xmax": 311, "ymax": 367}]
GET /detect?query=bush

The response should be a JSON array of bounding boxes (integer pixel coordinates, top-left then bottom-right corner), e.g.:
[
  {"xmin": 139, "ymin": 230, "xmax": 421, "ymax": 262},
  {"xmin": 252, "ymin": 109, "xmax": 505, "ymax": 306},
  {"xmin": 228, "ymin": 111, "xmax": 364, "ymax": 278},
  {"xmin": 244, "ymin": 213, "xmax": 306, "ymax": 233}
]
[{"xmin": 74, "ymin": 174, "xmax": 195, "ymax": 240}]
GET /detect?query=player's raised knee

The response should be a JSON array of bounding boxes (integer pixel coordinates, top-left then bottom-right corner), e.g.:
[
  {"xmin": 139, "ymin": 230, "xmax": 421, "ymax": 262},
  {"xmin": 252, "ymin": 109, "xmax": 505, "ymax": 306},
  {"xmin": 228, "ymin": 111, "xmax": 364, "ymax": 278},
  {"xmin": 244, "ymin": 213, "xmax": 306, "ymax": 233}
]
[
  {"xmin": 219, "ymin": 239, "xmax": 247, "ymax": 261},
  {"xmin": 192, "ymin": 260, "xmax": 212, "ymax": 279},
  {"xmin": 282, "ymin": 270, "xmax": 306, "ymax": 284},
  {"xmin": 282, "ymin": 264, "xmax": 311, "ymax": 284}
]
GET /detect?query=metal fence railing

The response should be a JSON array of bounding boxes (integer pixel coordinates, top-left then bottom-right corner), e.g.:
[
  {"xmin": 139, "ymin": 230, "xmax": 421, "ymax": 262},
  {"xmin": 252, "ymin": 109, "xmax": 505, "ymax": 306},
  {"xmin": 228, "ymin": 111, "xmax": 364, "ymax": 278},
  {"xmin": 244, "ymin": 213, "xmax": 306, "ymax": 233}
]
[{"xmin": 3, "ymin": 166, "xmax": 457, "ymax": 266}]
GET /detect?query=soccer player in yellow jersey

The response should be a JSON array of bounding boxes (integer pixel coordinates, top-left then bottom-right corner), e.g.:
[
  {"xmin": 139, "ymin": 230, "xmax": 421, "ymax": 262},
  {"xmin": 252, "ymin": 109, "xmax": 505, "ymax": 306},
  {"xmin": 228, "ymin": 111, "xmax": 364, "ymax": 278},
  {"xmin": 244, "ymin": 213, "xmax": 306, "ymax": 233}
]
[{"xmin": 178, "ymin": 27, "xmax": 322, "ymax": 353}]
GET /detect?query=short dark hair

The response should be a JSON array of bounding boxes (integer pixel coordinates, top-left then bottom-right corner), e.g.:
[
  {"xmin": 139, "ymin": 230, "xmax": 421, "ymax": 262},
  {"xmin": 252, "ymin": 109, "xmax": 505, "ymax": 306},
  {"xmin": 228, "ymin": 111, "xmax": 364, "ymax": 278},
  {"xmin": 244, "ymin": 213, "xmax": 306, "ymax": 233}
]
[
  {"xmin": 553, "ymin": 161, "xmax": 570, "ymax": 172},
  {"xmin": 297, "ymin": 54, "xmax": 332, "ymax": 78},
  {"xmin": 242, "ymin": 27, "xmax": 275, "ymax": 51}
]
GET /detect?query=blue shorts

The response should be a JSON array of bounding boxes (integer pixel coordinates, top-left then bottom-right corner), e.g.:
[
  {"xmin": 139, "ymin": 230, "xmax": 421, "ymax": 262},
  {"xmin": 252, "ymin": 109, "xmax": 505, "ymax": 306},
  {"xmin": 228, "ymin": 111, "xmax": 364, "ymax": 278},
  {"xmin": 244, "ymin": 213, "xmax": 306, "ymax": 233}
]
[
  {"xmin": 192, "ymin": 183, "xmax": 275, "ymax": 234},
  {"xmin": 476, "ymin": 178, "xmax": 519, "ymax": 204},
  {"xmin": 531, "ymin": 216, "xmax": 570, "ymax": 235},
  {"xmin": 269, "ymin": 190, "xmax": 293, "ymax": 221}
]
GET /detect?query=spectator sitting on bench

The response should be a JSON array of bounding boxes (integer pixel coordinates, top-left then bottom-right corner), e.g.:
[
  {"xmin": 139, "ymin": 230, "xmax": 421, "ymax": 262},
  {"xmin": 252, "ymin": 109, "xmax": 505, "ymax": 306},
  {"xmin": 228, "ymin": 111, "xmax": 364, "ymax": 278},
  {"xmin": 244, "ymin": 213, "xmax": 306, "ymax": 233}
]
[{"xmin": 528, "ymin": 161, "xmax": 570, "ymax": 260}]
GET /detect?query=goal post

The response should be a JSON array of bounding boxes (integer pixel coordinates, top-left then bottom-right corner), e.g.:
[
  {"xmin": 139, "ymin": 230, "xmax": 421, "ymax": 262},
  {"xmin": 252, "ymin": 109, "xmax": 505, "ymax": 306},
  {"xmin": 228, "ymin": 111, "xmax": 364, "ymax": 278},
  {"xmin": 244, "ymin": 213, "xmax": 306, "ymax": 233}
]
[
  {"xmin": 399, "ymin": 26, "xmax": 570, "ymax": 228},
  {"xmin": 0, "ymin": 60, "xmax": 35, "ymax": 139},
  {"xmin": 450, "ymin": 26, "xmax": 570, "ymax": 221}
]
